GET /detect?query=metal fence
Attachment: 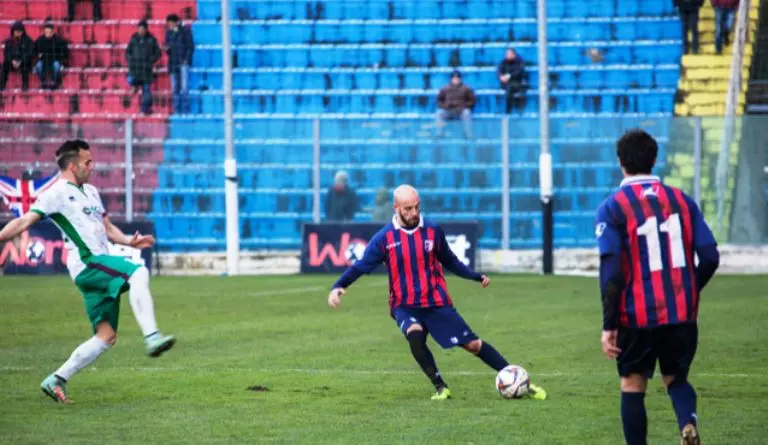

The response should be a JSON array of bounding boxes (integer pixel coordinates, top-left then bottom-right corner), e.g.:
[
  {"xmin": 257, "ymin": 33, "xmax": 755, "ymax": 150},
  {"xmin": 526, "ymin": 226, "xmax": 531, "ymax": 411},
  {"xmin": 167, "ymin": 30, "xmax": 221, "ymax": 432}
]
[{"xmin": 1, "ymin": 115, "xmax": 766, "ymax": 250}]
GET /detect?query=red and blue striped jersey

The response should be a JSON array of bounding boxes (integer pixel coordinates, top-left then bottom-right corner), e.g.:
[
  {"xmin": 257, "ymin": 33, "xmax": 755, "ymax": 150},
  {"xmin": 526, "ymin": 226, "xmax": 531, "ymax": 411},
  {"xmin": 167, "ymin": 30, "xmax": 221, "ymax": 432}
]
[
  {"xmin": 332, "ymin": 216, "xmax": 483, "ymax": 309},
  {"xmin": 595, "ymin": 175, "xmax": 717, "ymax": 329}
]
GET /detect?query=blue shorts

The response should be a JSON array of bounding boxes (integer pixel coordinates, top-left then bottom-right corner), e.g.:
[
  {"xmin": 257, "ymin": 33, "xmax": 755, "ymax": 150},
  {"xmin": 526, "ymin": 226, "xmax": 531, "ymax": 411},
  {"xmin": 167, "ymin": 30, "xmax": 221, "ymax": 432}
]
[
  {"xmin": 392, "ymin": 306, "xmax": 478, "ymax": 349},
  {"xmin": 617, "ymin": 323, "xmax": 698, "ymax": 379}
]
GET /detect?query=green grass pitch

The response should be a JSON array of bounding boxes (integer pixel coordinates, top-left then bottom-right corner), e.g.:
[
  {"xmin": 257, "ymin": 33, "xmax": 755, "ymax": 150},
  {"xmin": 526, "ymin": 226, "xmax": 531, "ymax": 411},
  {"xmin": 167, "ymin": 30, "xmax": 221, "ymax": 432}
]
[{"xmin": 1, "ymin": 274, "xmax": 766, "ymax": 444}]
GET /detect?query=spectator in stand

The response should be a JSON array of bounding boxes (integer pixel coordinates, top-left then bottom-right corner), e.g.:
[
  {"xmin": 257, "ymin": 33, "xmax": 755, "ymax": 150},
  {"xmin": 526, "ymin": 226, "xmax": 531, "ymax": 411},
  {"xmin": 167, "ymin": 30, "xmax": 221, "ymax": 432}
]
[
  {"xmin": 68, "ymin": 0, "xmax": 102, "ymax": 21},
  {"xmin": 371, "ymin": 188, "xmax": 392, "ymax": 222},
  {"xmin": 674, "ymin": 0, "xmax": 704, "ymax": 54},
  {"xmin": 498, "ymin": 48, "xmax": 527, "ymax": 114},
  {"xmin": 126, "ymin": 20, "xmax": 162, "ymax": 115},
  {"xmin": 35, "ymin": 23, "xmax": 69, "ymax": 90},
  {"xmin": 0, "ymin": 21, "xmax": 34, "ymax": 91},
  {"xmin": 436, "ymin": 70, "xmax": 476, "ymax": 139},
  {"xmin": 712, "ymin": 0, "xmax": 739, "ymax": 54},
  {"xmin": 165, "ymin": 14, "xmax": 195, "ymax": 114},
  {"xmin": 325, "ymin": 171, "xmax": 359, "ymax": 222}
]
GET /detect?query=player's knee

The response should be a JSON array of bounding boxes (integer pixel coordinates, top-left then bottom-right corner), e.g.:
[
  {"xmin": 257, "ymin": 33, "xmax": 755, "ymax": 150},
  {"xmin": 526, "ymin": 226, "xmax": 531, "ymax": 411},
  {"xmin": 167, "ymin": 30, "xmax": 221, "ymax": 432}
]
[
  {"xmin": 405, "ymin": 324, "xmax": 424, "ymax": 335},
  {"xmin": 462, "ymin": 339, "xmax": 483, "ymax": 354},
  {"xmin": 663, "ymin": 375, "xmax": 686, "ymax": 389},
  {"xmin": 620, "ymin": 374, "xmax": 648, "ymax": 392},
  {"xmin": 129, "ymin": 266, "xmax": 149, "ymax": 284},
  {"xmin": 95, "ymin": 322, "xmax": 117, "ymax": 345}
]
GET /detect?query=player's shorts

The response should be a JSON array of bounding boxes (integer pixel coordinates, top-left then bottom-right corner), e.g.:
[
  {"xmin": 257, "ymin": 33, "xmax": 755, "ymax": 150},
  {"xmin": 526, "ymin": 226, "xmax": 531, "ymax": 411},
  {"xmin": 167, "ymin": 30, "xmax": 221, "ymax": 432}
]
[
  {"xmin": 392, "ymin": 306, "xmax": 478, "ymax": 349},
  {"xmin": 74, "ymin": 255, "xmax": 141, "ymax": 333},
  {"xmin": 617, "ymin": 323, "xmax": 698, "ymax": 379}
]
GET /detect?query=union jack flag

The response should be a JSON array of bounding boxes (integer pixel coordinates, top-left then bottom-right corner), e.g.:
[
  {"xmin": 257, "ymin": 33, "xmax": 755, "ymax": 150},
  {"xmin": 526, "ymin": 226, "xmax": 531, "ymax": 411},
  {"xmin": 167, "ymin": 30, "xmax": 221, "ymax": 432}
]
[{"xmin": 0, "ymin": 173, "xmax": 60, "ymax": 218}]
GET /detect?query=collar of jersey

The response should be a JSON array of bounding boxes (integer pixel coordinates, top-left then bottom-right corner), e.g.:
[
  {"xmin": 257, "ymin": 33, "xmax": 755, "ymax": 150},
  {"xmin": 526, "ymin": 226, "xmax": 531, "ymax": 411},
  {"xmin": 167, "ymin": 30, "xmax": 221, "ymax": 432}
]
[
  {"xmin": 392, "ymin": 214, "xmax": 424, "ymax": 234},
  {"xmin": 620, "ymin": 175, "xmax": 660, "ymax": 187},
  {"xmin": 66, "ymin": 181, "xmax": 87, "ymax": 195}
]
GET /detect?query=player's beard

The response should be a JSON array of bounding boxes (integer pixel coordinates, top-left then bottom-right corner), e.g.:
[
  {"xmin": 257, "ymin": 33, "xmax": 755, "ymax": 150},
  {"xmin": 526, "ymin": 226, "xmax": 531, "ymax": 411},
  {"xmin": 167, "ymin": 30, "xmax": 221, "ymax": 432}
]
[{"xmin": 398, "ymin": 210, "xmax": 419, "ymax": 229}]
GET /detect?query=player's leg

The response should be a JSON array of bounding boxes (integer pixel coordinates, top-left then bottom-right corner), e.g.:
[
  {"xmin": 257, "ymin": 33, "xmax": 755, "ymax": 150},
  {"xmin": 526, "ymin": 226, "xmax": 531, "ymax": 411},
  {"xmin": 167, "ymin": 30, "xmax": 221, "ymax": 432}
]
[
  {"xmin": 125, "ymin": 265, "xmax": 176, "ymax": 357},
  {"xmin": 616, "ymin": 328, "xmax": 656, "ymax": 445},
  {"xmin": 41, "ymin": 317, "xmax": 116, "ymax": 404},
  {"xmin": 394, "ymin": 308, "xmax": 449, "ymax": 399},
  {"xmin": 657, "ymin": 324, "xmax": 700, "ymax": 445}
]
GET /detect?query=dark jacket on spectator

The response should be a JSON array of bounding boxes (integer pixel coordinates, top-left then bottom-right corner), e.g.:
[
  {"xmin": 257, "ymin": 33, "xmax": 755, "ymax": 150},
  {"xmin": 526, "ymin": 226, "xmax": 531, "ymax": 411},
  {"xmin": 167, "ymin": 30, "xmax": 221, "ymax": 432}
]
[
  {"xmin": 4, "ymin": 22, "xmax": 34, "ymax": 67},
  {"xmin": 674, "ymin": 0, "xmax": 704, "ymax": 11},
  {"xmin": 498, "ymin": 56, "xmax": 526, "ymax": 85},
  {"xmin": 35, "ymin": 34, "xmax": 69, "ymax": 67},
  {"xmin": 437, "ymin": 82, "xmax": 476, "ymax": 111},
  {"xmin": 711, "ymin": 0, "xmax": 738, "ymax": 8},
  {"xmin": 326, "ymin": 186, "xmax": 358, "ymax": 222},
  {"xmin": 165, "ymin": 24, "xmax": 194, "ymax": 70},
  {"xmin": 126, "ymin": 32, "xmax": 161, "ymax": 84}
]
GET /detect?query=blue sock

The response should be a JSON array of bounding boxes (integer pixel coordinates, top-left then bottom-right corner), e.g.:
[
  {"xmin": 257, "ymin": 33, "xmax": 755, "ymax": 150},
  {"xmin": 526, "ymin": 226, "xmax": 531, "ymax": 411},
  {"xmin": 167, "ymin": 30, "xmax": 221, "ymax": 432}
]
[
  {"xmin": 667, "ymin": 380, "xmax": 698, "ymax": 431},
  {"xmin": 621, "ymin": 392, "xmax": 648, "ymax": 445},
  {"xmin": 475, "ymin": 342, "xmax": 509, "ymax": 371}
]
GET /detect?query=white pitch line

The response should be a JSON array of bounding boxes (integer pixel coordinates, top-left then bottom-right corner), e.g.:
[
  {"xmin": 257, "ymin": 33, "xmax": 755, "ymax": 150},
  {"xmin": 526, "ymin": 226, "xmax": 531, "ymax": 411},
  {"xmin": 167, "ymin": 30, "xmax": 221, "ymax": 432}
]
[
  {"xmin": 243, "ymin": 280, "xmax": 388, "ymax": 297},
  {"xmin": 0, "ymin": 366, "xmax": 761, "ymax": 379}
]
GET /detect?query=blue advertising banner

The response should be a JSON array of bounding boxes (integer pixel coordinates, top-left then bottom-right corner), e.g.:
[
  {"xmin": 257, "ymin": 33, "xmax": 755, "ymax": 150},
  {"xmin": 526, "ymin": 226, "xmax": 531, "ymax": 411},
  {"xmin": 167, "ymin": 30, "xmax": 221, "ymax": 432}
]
[
  {"xmin": 0, "ymin": 220, "xmax": 155, "ymax": 275},
  {"xmin": 300, "ymin": 222, "xmax": 478, "ymax": 274}
]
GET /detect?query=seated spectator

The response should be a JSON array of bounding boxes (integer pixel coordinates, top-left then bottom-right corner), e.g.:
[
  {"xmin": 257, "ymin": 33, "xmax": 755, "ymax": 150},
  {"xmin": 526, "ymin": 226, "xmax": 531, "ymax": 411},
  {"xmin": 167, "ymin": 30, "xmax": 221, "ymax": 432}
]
[
  {"xmin": 126, "ymin": 20, "xmax": 162, "ymax": 115},
  {"xmin": 165, "ymin": 14, "xmax": 195, "ymax": 114},
  {"xmin": 371, "ymin": 188, "xmax": 391, "ymax": 222},
  {"xmin": 0, "ymin": 21, "xmax": 34, "ymax": 91},
  {"xmin": 436, "ymin": 70, "xmax": 476, "ymax": 139},
  {"xmin": 498, "ymin": 48, "xmax": 527, "ymax": 113},
  {"xmin": 68, "ymin": 0, "xmax": 101, "ymax": 21},
  {"xmin": 325, "ymin": 171, "xmax": 358, "ymax": 222},
  {"xmin": 35, "ymin": 23, "xmax": 69, "ymax": 90}
]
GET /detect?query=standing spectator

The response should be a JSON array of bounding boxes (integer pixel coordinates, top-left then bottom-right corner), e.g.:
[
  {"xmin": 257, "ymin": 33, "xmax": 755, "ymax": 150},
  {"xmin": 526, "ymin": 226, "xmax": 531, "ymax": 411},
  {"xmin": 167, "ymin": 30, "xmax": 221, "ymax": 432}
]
[
  {"xmin": 325, "ymin": 171, "xmax": 358, "ymax": 222},
  {"xmin": 674, "ymin": 0, "xmax": 704, "ymax": 54},
  {"xmin": 436, "ymin": 70, "xmax": 476, "ymax": 139},
  {"xmin": 68, "ymin": 0, "xmax": 102, "ymax": 21},
  {"xmin": 126, "ymin": 20, "xmax": 162, "ymax": 115},
  {"xmin": 34, "ymin": 23, "xmax": 69, "ymax": 89},
  {"xmin": 712, "ymin": 0, "xmax": 739, "ymax": 54},
  {"xmin": 0, "ymin": 21, "xmax": 34, "ymax": 91},
  {"xmin": 165, "ymin": 14, "xmax": 194, "ymax": 114},
  {"xmin": 498, "ymin": 48, "xmax": 527, "ymax": 114},
  {"xmin": 371, "ymin": 188, "xmax": 391, "ymax": 222}
]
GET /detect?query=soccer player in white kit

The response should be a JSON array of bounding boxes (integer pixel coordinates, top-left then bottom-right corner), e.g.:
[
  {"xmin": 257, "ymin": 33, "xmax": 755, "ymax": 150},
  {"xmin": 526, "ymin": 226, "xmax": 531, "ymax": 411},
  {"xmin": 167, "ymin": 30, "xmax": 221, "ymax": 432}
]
[{"xmin": 0, "ymin": 140, "xmax": 176, "ymax": 403}]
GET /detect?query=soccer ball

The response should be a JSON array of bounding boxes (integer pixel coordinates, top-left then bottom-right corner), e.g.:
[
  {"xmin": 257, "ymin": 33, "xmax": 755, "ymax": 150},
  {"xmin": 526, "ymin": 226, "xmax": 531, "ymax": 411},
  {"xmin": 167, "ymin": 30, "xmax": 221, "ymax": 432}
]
[
  {"xmin": 344, "ymin": 242, "xmax": 367, "ymax": 265},
  {"xmin": 26, "ymin": 240, "xmax": 46, "ymax": 263},
  {"xmin": 496, "ymin": 365, "xmax": 530, "ymax": 399}
]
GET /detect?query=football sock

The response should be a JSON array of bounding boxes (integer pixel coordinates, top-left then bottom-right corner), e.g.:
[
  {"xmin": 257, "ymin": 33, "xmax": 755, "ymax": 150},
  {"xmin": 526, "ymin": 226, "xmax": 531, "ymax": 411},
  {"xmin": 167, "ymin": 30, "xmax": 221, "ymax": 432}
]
[
  {"xmin": 54, "ymin": 336, "xmax": 110, "ymax": 381},
  {"xmin": 475, "ymin": 341, "xmax": 509, "ymax": 371},
  {"xmin": 667, "ymin": 379, "xmax": 698, "ymax": 430},
  {"xmin": 621, "ymin": 392, "xmax": 648, "ymax": 445},
  {"xmin": 128, "ymin": 267, "xmax": 159, "ymax": 338},
  {"xmin": 406, "ymin": 330, "xmax": 447, "ymax": 389}
]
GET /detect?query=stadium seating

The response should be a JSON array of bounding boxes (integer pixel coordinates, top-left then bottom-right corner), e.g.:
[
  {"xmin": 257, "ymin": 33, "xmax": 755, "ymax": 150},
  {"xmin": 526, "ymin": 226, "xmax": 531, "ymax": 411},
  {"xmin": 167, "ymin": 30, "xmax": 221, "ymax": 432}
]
[{"xmin": 0, "ymin": 0, "xmax": 683, "ymax": 251}]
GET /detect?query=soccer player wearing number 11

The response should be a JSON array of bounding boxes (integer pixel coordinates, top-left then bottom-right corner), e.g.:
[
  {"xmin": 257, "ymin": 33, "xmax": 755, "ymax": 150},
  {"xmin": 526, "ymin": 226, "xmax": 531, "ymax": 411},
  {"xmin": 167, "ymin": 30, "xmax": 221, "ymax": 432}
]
[{"xmin": 595, "ymin": 130, "xmax": 720, "ymax": 445}]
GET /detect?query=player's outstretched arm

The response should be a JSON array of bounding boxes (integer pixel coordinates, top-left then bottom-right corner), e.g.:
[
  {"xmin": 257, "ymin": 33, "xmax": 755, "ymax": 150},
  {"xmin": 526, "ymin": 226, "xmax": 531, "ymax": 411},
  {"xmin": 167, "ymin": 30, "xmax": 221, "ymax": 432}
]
[
  {"xmin": 434, "ymin": 226, "xmax": 485, "ymax": 285},
  {"xmin": 0, "ymin": 212, "xmax": 42, "ymax": 242},
  {"xmin": 328, "ymin": 233, "xmax": 386, "ymax": 308},
  {"xmin": 104, "ymin": 215, "xmax": 155, "ymax": 248}
]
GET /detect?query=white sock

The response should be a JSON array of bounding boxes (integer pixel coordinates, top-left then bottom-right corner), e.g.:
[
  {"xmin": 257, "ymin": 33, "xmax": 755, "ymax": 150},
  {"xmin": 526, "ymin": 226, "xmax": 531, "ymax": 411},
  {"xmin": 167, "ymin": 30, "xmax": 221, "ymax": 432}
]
[
  {"xmin": 54, "ymin": 336, "xmax": 110, "ymax": 381},
  {"xmin": 128, "ymin": 266, "xmax": 159, "ymax": 339}
]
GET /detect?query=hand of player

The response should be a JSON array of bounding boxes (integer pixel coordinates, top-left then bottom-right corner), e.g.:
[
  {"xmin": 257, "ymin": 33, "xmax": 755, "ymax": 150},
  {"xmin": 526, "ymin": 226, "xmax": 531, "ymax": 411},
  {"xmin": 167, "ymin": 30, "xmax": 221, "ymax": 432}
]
[
  {"xmin": 480, "ymin": 275, "xmax": 490, "ymax": 288},
  {"xmin": 601, "ymin": 330, "xmax": 621, "ymax": 359},
  {"xmin": 328, "ymin": 288, "xmax": 345, "ymax": 309},
  {"xmin": 129, "ymin": 231, "xmax": 155, "ymax": 249}
]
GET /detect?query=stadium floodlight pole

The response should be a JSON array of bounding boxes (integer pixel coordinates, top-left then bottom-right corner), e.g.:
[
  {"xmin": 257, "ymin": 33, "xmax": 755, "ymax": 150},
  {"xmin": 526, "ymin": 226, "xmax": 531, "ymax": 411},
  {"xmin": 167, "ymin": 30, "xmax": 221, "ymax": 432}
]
[
  {"xmin": 537, "ymin": 0, "xmax": 554, "ymax": 274},
  {"xmin": 221, "ymin": 0, "xmax": 240, "ymax": 275}
]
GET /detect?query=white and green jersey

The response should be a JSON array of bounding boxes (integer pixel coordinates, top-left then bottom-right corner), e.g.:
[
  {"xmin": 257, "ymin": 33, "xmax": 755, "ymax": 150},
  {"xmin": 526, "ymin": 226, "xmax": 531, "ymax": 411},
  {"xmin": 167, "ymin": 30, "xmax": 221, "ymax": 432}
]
[{"xmin": 30, "ymin": 179, "xmax": 110, "ymax": 280}]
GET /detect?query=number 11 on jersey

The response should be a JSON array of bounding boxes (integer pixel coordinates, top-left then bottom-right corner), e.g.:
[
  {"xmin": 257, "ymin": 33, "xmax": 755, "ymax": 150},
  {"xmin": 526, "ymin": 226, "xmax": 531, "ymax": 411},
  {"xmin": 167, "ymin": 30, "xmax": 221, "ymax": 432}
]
[{"xmin": 636, "ymin": 214, "xmax": 686, "ymax": 272}]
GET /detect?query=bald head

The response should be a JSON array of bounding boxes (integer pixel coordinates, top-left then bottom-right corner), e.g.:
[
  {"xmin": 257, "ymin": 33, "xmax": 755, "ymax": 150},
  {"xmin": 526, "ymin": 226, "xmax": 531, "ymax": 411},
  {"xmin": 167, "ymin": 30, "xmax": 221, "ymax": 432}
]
[{"xmin": 393, "ymin": 184, "xmax": 421, "ymax": 228}]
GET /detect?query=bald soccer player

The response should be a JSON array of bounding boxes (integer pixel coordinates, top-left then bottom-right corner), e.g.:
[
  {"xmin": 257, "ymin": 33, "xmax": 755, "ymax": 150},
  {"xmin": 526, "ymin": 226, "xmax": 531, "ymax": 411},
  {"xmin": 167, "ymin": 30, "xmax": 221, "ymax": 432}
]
[{"xmin": 328, "ymin": 185, "xmax": 547, "ymax": 400}]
